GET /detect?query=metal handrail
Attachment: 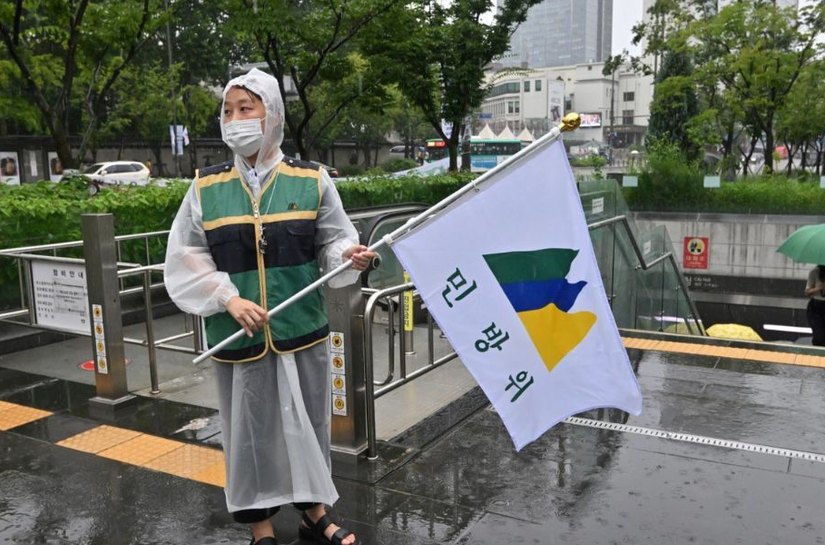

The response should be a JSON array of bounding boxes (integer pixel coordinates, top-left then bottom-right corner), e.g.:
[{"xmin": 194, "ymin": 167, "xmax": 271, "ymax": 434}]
[
  {"xmin": 588, "ymin": 215, "xmax": 706, "ymax": 336},
  {"xmin": 363, "ymin": 282, "xmax": 459, "ymax": 459},
  {"xmin": 0, "ymin": 249, "xmax": 184, "ymax": 393}
]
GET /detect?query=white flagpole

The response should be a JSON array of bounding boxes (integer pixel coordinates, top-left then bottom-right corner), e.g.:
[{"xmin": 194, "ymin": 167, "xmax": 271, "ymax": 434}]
[{"xmin": 193, "ymin": 114, "xmax": 582, "ymax": 364}]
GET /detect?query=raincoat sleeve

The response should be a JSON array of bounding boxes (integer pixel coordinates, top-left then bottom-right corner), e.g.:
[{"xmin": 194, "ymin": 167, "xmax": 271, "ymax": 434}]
[
  {"xmin": 315, "ymin": 171, "xmax": 361, "ymax": 289},
  {"xmin": 164, "ymin": 182, "xmax": 239, "ymax": 316}
]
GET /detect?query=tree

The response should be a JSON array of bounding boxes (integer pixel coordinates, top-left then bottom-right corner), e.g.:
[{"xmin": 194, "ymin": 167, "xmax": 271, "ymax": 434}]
[
  {"xmin": 386, "ymin": 90, "xmax": 432, "ymax": 160},
  {"xmin": 646, "ymin": 50, "xmax": 699, "ymax": 160},
  {"xmin": 776, "ymin": 59, "xmax": 825, "ymax": 176},
  {"xmin": 0, "ymin": 58, "xmax": 42, "ymax": 135},
  {"xmin": 100, "ymin": 63, "xmax": 182, "ymax": 175},
  {"xmin": 693, "ymin": 1, "xmax": 824, "ymax": 173},
  {"xmin": 181, "ymin": 84, "xmax": 222, "ymax": 172},
  {"xmin": 364, "ymin": 0, "xmax": 542, "ymax": 171},
  {"xmin": 0, "ymin": 0, "xmax": 164, "ymax": 168},
  {"xmin": 634, "ymin": 0, "xmax": 825, "ymax": 175},
  {"xmin": 222, "ymin": 0, "xmax": 400, "ymax": 160}
]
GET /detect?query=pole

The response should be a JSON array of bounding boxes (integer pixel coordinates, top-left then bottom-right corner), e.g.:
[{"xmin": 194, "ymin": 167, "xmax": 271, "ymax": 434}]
[
  {"xmin": 165, "ymin": 0, "xmax": 181, "ymax": 178},
  {"xmin": 192, "ymin": 114, "xmax": 582, "ymax": 364}
]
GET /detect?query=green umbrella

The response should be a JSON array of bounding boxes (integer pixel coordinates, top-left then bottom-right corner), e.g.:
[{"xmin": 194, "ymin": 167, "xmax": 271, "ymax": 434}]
[{"xmin": 777, "ymin": 224, "xmax": 825, "ymax": 265}]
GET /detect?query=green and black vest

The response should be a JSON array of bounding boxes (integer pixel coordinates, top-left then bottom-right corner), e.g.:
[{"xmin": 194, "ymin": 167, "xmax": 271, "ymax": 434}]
[{"xmin": 196, "ymin": 158, "xmax": 329, "ymax": 362}]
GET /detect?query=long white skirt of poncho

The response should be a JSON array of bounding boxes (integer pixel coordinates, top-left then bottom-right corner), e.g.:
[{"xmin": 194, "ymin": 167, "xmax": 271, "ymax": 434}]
[{"xmin": 214, "ymin": 344, "xmax": 339, "ymax": 512}]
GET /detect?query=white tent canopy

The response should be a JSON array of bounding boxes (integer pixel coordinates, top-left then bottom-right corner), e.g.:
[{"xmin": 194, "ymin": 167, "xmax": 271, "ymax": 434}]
[
  {"xmin": 476, "ymin": 124, "xmax": 496, "ymax": 139},
  {"xmin": 517, "ymin": 128, "xmax": 534, "ymax": 143},
  {"xmin": 497, "ymin": 126, "xmax": 516, "ymax": 139}
]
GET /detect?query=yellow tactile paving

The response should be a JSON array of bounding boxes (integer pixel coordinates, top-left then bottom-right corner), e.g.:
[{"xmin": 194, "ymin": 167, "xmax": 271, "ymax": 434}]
[
  {"xmin": 98, "ymin": 434, "xmax": 184, "ymax": 465},
  {"xmin": 142, "ymin": 443, "xmax": 224, "ymax": 480},
  {"xmin": 793, "ymin": 354, "xmax": 825, "ymax": 368},
  {"xmin": 0, "ymin": 401, "xmax": 52, "ymax": 430},
  {"xmin": 13, "ymin": 332, "xmax": 824, "ymax": 494},
  {"xmin": 622, "ymin": 336, "xmax": 825, "ymax": 369},
  {"xmin": 191, "ymin": 460, "xmax": 226, "ymax": 487},
  {"xmin": 56, "ymin": 425, "xmax": 142, "ymax": 453}
]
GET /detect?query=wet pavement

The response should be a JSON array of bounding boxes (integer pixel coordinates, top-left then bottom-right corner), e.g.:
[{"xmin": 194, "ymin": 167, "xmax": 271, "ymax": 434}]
[{"xmin": 2, "ymin": 343, "xmax": 825, "ymax": 544}]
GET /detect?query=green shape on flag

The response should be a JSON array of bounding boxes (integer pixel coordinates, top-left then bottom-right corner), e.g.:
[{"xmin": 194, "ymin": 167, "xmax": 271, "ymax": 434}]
[{"xmin": 483, "ymin": 248, "xmax": 579, "ymax": 284}]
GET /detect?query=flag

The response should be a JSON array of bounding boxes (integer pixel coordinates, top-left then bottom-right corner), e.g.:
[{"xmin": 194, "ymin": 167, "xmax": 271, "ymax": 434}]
[{"xmin": 389, "ymin": 140, "xmax": 642, "ymax": 450}]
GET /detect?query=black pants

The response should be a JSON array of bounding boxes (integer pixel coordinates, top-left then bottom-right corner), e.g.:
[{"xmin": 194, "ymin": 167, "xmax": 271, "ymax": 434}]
[
  {"xmin": 233, "ymin": 502, "xmax": 321, "ymax": 524},
  {"xmin": 807, "ymin": 299, "xmax": 825, "ymax": 346}
]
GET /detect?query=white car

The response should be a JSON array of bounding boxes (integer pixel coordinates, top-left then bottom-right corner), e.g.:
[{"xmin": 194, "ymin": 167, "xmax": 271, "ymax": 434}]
[{"xmin": 83, "ymin": 161, "xmax": 150, "ymax": 192}]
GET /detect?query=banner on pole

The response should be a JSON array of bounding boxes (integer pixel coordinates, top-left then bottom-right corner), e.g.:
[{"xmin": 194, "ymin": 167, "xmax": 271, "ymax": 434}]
[
  {"xmin": 169, "ymin": 125, "xmax": 189, "ymax": 156},
  {"xmin": 389, "ymin": 141, "xmax": 642, "ymax": 450}
]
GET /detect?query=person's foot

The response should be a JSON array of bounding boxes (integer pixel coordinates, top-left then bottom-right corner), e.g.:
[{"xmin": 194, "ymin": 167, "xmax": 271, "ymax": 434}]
[
  {"xmin": 250, "ymin": 520, "xmax": 277, "ymax": 545},
  {"xmin": 249, "ymin": 537, "xmax": 278, "ymax": 545},
  {"xmin": 300, "ymin": 507, "xmax": 359, "ymax": 545}
]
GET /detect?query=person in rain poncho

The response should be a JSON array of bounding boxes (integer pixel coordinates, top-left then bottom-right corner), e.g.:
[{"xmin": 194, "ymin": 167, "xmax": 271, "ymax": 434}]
[{"xmin": 164, "ymin": 68, "xmax": 371, "ymax": 545}]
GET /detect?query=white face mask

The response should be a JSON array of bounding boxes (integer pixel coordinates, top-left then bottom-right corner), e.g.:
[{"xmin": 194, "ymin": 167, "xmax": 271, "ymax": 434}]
[{"xmin": 222, "ymin": 118, "xmax": 263, "ymax": 158}]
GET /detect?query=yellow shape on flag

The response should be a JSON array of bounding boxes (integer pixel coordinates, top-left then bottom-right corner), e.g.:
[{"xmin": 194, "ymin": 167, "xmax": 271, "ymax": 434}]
[{"xmin": 517, "ymin": 303, "xmax": 596, "ymax": 373}]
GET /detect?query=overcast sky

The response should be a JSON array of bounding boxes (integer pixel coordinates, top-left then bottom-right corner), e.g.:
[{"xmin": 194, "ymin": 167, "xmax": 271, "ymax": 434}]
[{"xmin": 612, "ymin": 0, "xmax": 644, "ymax": 56}]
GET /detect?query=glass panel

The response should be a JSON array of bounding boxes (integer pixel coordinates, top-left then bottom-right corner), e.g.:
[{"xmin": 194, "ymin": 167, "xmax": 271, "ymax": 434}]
[{"xmin": 578, "ymin": 175, "xmax": 704, "ymax": 335}]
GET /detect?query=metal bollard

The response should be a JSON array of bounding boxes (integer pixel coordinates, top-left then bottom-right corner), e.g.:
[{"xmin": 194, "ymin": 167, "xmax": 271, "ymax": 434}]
[{"xmin": 82, "ymin": 214, "xmax": 136, "ymax": 418}]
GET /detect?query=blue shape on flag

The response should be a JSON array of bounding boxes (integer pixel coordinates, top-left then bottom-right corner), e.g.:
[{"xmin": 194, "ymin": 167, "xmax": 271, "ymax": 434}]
[{"xmin": 500, "ymin": 278, "xmax": 588, "ymax": 313}]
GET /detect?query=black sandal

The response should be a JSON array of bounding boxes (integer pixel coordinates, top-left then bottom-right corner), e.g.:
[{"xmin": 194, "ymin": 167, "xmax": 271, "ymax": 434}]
[{"xmin": 298, "ymin": 511, "xmax": 361, "ymax": 545}]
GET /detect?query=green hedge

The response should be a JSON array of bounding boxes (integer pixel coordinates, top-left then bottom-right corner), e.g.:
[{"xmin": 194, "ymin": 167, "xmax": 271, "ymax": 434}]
[
  {"xmin": 0, "ymin": 173, "xmax": 472, "ymax": 308},
  {"xmin": 5, "ymin": 169, "xmax": 822, "ymax": 308},
  {"xmin": 621, "ymin": 139, "xmax": 825, "ymax": 214},
  {"xmin": 0, "ymin": 179, "xmax": 190, "ymax": 250},
  {"xmin": 336, "ymin": 172, "xmax": 473, "ymax": 208},
  {"xmin": 623, "ymin": 174, "xmax": 825, "ymax": 214}
]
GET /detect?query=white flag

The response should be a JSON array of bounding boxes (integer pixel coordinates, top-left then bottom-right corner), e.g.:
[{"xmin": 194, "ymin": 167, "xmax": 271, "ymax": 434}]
[{"xmin": 390, "ymin": 141, "xmax": 642, "ymax": 450}]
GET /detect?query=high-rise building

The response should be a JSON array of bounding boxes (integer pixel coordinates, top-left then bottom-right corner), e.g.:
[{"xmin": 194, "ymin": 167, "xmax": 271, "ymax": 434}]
[{"xmin": 498, "ymin": 0, "xmax": 613, "ymax": 69}]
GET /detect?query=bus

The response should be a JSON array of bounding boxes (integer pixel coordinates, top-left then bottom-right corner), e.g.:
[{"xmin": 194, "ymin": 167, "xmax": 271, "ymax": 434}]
[{"xmin": 425, "ymin": 137, "xmax": 523, "ymax": 172}]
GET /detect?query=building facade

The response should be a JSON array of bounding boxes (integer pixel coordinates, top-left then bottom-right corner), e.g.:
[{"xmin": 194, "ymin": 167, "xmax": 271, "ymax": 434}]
[
  {"xmin": 480, "ymin": 62, "xmax": 654, "ymax": 148},
  {"xmin": 498, "ymin": 0, "xmax": 613, "ymax": 69}
]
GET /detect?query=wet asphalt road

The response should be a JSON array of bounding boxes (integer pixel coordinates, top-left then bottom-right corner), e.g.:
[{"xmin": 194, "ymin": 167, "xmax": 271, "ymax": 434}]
[{"xmin": 2, "ymin": 346, "xmax": 825, "ymax": 544}]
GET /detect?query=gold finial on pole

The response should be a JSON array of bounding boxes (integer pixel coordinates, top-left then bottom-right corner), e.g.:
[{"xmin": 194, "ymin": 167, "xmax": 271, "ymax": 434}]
[{"xmin": 559, "ymin": 113, "xmax": 581, "ymax": 132}]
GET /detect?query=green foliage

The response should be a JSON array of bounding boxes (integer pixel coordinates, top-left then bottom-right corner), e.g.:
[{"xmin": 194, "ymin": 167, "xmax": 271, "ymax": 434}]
[
  {"xmin": 633, "ymin": 0, "xmax": 825, "ymax": 175},
  {"xmin": 568, "ymin": 155, "xmax": 607, "ymax": 168},
  {"xmin": 0, "ymin": 180, "xmax": 190, "ymax": 308},
  {"xmin": 624, "ymin": 140, "xmax": 825, "ymax": 214},
  {"xmin": 339, "ymin": 164, "xmax": 367, "ymax": 177},
  {"xmin": 223, "ymin": 0, "xmax": 400, "ymax": 159},
  {"xmin": 624, "ymin": 138, "xmax": 705, "ymax": 209},
  {"xmin": 0, "ymin": 0, "xmax": 165, "ymax": 166},
  {"xmin": 380, "ymin": 158, "xmax": 418, "ymax": 173},
  {"xmin": 647, "ymin": 50, "xmax": 699, "ymax": 159},
  {"xmin": 336, "ymin": 172, "xmax": 474, "ymax": 209}
]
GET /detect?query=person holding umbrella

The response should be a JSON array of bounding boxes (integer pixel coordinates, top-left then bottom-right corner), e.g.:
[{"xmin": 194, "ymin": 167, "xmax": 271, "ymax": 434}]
[
  {"xmin": 777, "ymin": 224, "xmax": 825, "ymax": 346},
  {"xmin": 805, "ymin": 265, "xmax": 825, "ymax": 346}
]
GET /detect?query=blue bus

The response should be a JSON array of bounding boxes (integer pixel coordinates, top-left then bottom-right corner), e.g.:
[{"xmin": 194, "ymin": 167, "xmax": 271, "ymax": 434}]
[{"xmin": 425, "ymin": 137, "xmax": 523, "ymax": 172}]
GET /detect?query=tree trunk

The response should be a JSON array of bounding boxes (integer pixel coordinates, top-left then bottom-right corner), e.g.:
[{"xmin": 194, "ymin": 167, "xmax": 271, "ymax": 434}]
[
  {"xmin": 763, "ymin": 130, "xmax": 774, "ymax": 174},
  {"xmin": 152, "ymin": 145, "xmax": 164, "ymax": 177},
  {"xmin": 53, "ymin": 127, "xmax": 75, "ymax": 170},
  {"xmin": 188, "ymin": 138, "xmax": 199, "ymax": 177},
  {"xmin": 362, "ymin": 143, "xmax": 371, "ymax": 167}
]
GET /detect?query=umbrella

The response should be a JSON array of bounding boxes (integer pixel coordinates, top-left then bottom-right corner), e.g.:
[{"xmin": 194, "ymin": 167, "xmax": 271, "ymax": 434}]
[
  {"xmin": 777, "ymin": 224, "xmax": 825, "ymax": 265},
  {"xmin": 706, "ymin": 323, "xmax": 763, "ymax": 342}
]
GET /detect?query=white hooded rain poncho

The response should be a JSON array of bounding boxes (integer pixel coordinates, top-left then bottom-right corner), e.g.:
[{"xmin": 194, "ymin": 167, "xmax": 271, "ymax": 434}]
[{"xmin": 164, "ymin": 68, "xmax": 360, "ymax": 513}]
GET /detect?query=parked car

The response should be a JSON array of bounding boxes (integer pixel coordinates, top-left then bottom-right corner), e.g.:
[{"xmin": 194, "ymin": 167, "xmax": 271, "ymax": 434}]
[
  {"xmin": 82, "ymin": 161, "xmax": 150, "ymax": 193},
  {"xmin": 307, "ymin": 160, "xmax": 339, "ymax": 178}
]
